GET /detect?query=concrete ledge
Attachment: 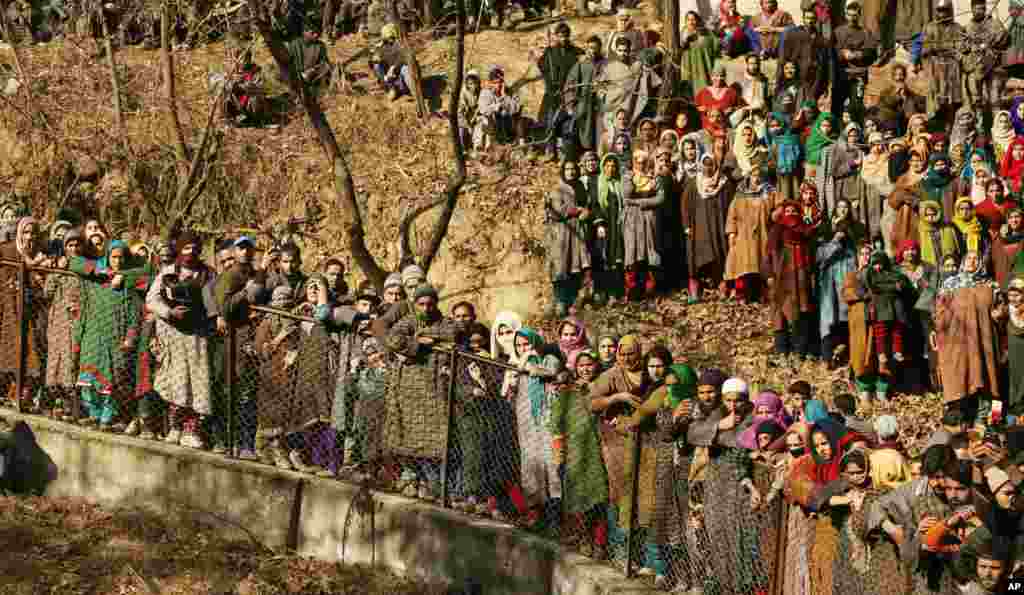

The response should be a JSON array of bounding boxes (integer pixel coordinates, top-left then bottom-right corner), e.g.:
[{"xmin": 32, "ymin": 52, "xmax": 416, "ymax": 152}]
[{"xmin": 1, "ymin": 409, "xmax": 659, "ymax": 595}]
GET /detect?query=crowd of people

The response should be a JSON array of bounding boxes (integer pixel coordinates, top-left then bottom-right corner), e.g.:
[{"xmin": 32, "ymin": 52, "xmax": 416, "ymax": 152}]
[{"xmin": 7, "ymin": 0, "xmax": 1024, "ymax": 592}]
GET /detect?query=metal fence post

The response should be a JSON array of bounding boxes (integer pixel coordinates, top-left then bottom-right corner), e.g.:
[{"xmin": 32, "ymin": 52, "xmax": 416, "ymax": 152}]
[
  {"xmin": 770, "ymin": 487, "xmax": 788, "ymax": 595},
  {"xmin": 624, "ymin": 426, "xmax": 643, "ymax": 579},
  {"xmin": 14, "ymin": 261, "xmax": 29, "ymax": 413},
  {"xmin": 440, "ymin": 348, "xmax": 457, "ymax": 509},
  {"xmin": 225, "ymin": 321, "xmax": 237, "ymax": 458}
]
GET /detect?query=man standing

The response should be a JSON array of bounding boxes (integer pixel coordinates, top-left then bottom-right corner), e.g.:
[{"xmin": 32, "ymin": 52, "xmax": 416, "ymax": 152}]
[
  {"xmin": 283, "ymin": 16, "xmax": 332, "ymax": 98},
  {"xmin": 962, "ymin": 0, "xmax": 1009, "ymax": 119},
  {"xmin": 777, "ymin": 7, "xmax": 835, "ymax": 115},
  {"xmin": 833, "ymin": 2, "xmax": 877, "ymax": 122},
  {"xmin": 599, "ymin": 36, "xmax": 660, "ymax": 145},
  {"xmin": 914, "ymin": 0, "xmax": 965, "ymax": 121},
  {"xmin": 265, "ymin": 243, "xmax": 308, "ymax": 296},
  {"xmin": 147, "ymin": 231, "xmax": 216, "ymax": 449},
  {"xmin": 749, "ymin": 0, "xmax": 793, "ymax": 59},
  {"xmin": 564, "ymin": 35, "xmax": 606, "ymax": 152},
  {"xmin": 734, "ymin": 53, "xmax": 770, "ymax": 128},
  {"xmin": 536, "ymin": 22, "xmax": 583, "ymax": 162}
]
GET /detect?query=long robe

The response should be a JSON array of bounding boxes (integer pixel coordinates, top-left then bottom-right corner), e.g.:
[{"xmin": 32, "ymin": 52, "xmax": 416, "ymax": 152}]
[
  {"xmin": 679, "ymin": 29, "xmax": 719, "ymax": 98},
  {"xmin": 536, "ymin": 44, "xmax": 583, "ymax": 126},
  {"xmin": 920, "ymin": 20, "xmax": 966, "ymax": 118},
  {"xmin": 589, "ymin": 365, "xmax": 645, "ymax": 506},
  {"xmin": 43, "ymin": 272, "xmax": 80, "ymax": 388},
  {"xmin": 843, "ymin": 267, "xmax": 879, "ymax": 379},
  {"xmin": 681, "ymin": 175, "xmax": 731, "ymax": 276},
  {"xmin": 0, "ymin": 243, "xmax": 42, "ymax": 380},
  {"xmin": 546, "ymin": 179, "xmax": 592, "ymax": 281},
  {"xmin": 508, "ymin": 351, "xmax": 562, "ymax": 506},
  {"xmin": 777, "ymin": 26, "xmax": 835, "ymax": 106},
  {"xmin": 564, "ymin": 58, "xmax": 606, "ymax": 150},
  {"xmin": 817, "ymin": 236, "xmax": 858, "ymax": 340},
  {"xmin": 1008, "ymin": 309, "xmax": 1024, "ymax": 414},
  {"xmin": 934, "ymin": 285, "xmax": 1001, "ymax": 405},
  {"xmin": 767, "ymin": 217, "xmax": 817, "ymax": 330},
  {"xmin": 622, "ymin": 174, "xmax": 667, "ymax": 268},
  {"xmin": 724, "ymin": 181, "xmax": 777, "ymax": 280},
  {"xmin": 547, "ymin": 384, "xmax": 608, "ymax": 515},
  {"xmin": 254, "ymin": 313, "xmax": 300, "ymax": 437}
]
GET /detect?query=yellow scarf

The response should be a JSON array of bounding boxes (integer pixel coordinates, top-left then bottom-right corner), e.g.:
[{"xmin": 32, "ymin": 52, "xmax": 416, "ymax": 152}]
[{"xmin": 952, "ymin": 197, "xmax": 983, "ymax": 253}]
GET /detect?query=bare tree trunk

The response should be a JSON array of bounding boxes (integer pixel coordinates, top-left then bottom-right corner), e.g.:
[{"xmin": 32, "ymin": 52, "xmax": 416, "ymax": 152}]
[
  {"xmin": 656, "ymin": 0, "xmax": 680, "ymax": 119},
  {"xmin": 161, "ymin": 1, "xmax": 190, "ymax": 167},
  {"xmin": 388, "ymin": 0, "xmax": 429, "ymax": 118},
  {"xmin": 251, "ymin": 1, "xmax": 389, "ymax": 289},
  {"xmin": 99, "ymin": 7, "xmax": 127, "ymax": 152},
  {"xmin": 0, "ymin": 9, "xmax": 27, "ymax": 79}
]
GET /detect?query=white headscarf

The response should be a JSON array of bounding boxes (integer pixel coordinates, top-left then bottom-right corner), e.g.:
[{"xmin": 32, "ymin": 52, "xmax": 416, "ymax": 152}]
[{"xmin": 490, "ymin": 310, "xmax": 523, "ymax": 361}]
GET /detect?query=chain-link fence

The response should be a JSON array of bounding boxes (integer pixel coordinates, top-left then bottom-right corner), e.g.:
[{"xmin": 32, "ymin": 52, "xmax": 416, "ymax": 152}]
[{"xmin": 0, "ymin": 258, "xmax": 921, "ymax": 593}]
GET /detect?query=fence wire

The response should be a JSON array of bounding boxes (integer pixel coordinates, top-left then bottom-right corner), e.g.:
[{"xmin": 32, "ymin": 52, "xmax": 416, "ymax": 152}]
[{"xmin": 0, "ymin": 258, "xmax": 930, "ymax": 593}]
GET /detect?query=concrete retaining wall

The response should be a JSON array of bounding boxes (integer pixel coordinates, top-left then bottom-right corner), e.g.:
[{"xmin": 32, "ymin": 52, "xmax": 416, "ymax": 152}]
[{"xmin": 1, "ymin": 409, "xmax": 659, "ymax": 595}]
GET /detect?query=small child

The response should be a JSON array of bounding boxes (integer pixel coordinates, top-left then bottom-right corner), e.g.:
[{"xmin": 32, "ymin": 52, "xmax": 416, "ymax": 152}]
[{"xmin": 862, "ymin": 251, "xmax": 907, "ymax": 377}]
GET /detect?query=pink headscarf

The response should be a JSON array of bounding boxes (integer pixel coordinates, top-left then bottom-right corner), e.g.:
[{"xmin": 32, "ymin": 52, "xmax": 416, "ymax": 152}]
[
  {"xmin": 557, "ymin": 317, "xmax": 590, "ymax": 370},
  {"xmin": 737, "ymin": 390, "xmax": 791, "ymax": 449}
]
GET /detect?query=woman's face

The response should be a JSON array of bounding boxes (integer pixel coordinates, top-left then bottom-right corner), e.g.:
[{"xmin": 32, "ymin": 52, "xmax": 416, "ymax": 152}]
[
  {"xmin": 1009, "ymin": 288, "xmax": 1024, "ymax": 307},
  {"xmin": 617, "ymin": 341, "xmax": 640, "ymax": 369},
  {"xmin": 65, "ymin": 239, "xmax": 82, "ymax": 258},
  {"xmin": 514, "ymin": 334, "xmax": 531, "ymax": 354},
  {"xmin": 603, "ymin": 158, "xmax": 619, "ymax": 178},
  {"xmin": 640, "ymin": 121, "xmax": 656, "ymax": 141},
  {"xmin": 820, "ymin": 119, "xmax": 833, "ymax": 137},
  {"xmin": 924, "ymin": 206, "xmax": 941, "ymax": 223},
  {"xmin": 742, "ymin": 126, "xmax": 754, "ymax": 145},
  {"xmin": 686, "ymin": 12, "xmax": 698, "ymax": 30},
  {"xmin": 599, "ymin": 338, "xmax": 617, "ymax": 360},
  {"xmin": 865, "ymin": 120, "xmax": 877, "ymax": 137},
  {"xmin": 647, "ymin": 356, "xmax": 667, "ymax": 382},
  {"xmin": 972, "ymin": 154, "xmax": 985, "ymax": 169},
  {"xmin": 755, "ymin": 404, "xmax": 771, "ymax": 417},
  {"xmin": 858, "ymin": 246, "xmax": 873, "ymax": 268},
  {"xmin": 846, "ymin": 129, "xmax": 859, "ymax": 145},
  {"xmin": 785, "ymin": 432, "xmax": 804, "ymax": 451},
  {"xmin": 812, "ymin": 431, "xmax": 833, "ymax": 461},
  {"xmin": 559, "ymin": 322, "xmax": 577, "ymax": 342},
  {"xmin": 801, "ymin": 186, "xmax": 816, "ymax": 204},
  {"xmin": 964, "ymin": 251, "xmax": 981, "ymax": 272},
  {"xmin": 709, "ymin": 110, "xmax": 724, "ymax": 126},
  {"xmin": 582, "ymin": 153, "xmax": 599, "ymax": 174},
  {"xmin": 616, "ymin": 110, "xmax": 628, "ymax": 129},
  {"xmin": 306, "ymin": 281, "xmax": 320, "ymax": 303},
  {"xmin": 999, "ymin": 112, "xmax": 1011, "ymax": 127},
  {"xmin": 835, "ymin": 200, "xmax": 850, "ymax": 220},
  {"xmin": 614, "ymin": 136, "xmax": 628, "ymax": 154},
  {"xmin": 911, "ymin": 154, "xmax": 926, "ymax": 173},
  {"xmin": 563, "ymin": 162, "xmax": 579, "ymax": 181},
  {"xmin": 467, "ymin": 77, "xmax": 480, "ymax": 94},
  {"xmin": 768, "ymin": 120, "xmax": 782, "ymax": 136},
  {"xmin": 660, "ymin": 135, "xmax": 676, "ymax": 150},
  {"xmin": 757, "ymin": 433, "xmax": 774, "ymax": 450},
  {"xmin": 676, "ymin": 112, "xmax": 689, "ymax": 130},
  {"xmin": 975, "ymin": 170, "xmax": 990, "ymax": 188},
  {"xmin": 783, "ymin": 62, "xmax": 796, "ymax": 79},
  {"xmin": 943, "ymin": 257, "xmax": 959, "ymax": 275},
  {"xmin": 18, "ymin": 222, "xmax": 34, "ymax": 248},
  {"xmin": 712, "ymin": 72, "xmax": 726, "ymax": 87},
  {"xmin": 722, "ymin": 392, "xmax": 743, "ymax": 414},
  {"xmin": 724, "ymin": 0, "xmax": 736, "ymax": 11},
  {"xmin": 988, "ymin": 181, "xmax": 1003, "ymax": 202},
  {"xmin": 1010, "ymin": 211, "xmax": 1023, "ymax": 230},
  {"xmin": 957, "ymin": 201, "xmax": 973, "ymax": 219},
  {"xmin": 871, "ymin": 143, "xmax": 885, "ymax": 155},
  {"xmin": 903, "ymin": 246, "xmax": 919, "ymax": 264},
  {"xmin": 684, "ymin": 141, "xmax": 697, "ymax": 161}
]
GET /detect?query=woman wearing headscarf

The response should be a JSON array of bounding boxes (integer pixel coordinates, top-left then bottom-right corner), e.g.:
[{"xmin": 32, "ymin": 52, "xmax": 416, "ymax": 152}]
[
  {"xmin": 817, "ymin": 198, "xmax": 862, "ymax": 366},
  {"xmin": 804, "ymin": 112, "xmax": 836, "ymax": 180},
  {"xmin": 547, "ymin": 355, "xmax": 608, "ymax": 559},
  {"xmin": 784, "ymin": 419, "xmax": 861, "ymax": 595},
  {"xmin": 546, "ymin": 159, "xmax": 593, "ymax": 317},
  {"xmin": 952, "ymin": 197, "xmax": 990, "ymax": 263},
  {"xmin": 725, "ymin": 152, "xmax": 777, "ymax": 302},
  {"xmin": 43, "ymin": 229, "xmax": 83, "ymax": 421},
  {"xmin": 505, "ymin": 327, "xmax": 563, "ymax": 526},
  {"xmin": 766, "ymin": 198, "xmax": 819, "ymax": 358},
  {"xmin": 71, "ymin": 238, "xmax": 152, "ymax": 431},
  {"xmin": 934, "ymin": 250, "xmax": 1002, "ymax": 421},
  {"xmin": 255, "ymin": 286, "xmax": 300, "ymax": 468},
  {"xmin": 593, "ymin": 154, "xmax": 626, "ymax": 304},
  {"xmin": 0, "ymin": 217, "xmax": 45, "ymax": 410},
  {"xmin": 681, "ymin": 153, "xmax": 731, "ymax": 303},
  {"xmin": 992, "ymin": 207, "xmax": 1024, "ymax": 286},
  {"xmin": 686, "ymin": 376, "xmax": 766, "ymax": 595},
  {"xmin": 557, "ymin": 317, "xmax": 590, "ymax": 370},
  {"xmin": 1001, "ymin": 136, "xmax": 1024, "ymax": 195},
  {"xmin": 993, "ymin": 111, "xmax": 1016, "ymax": 162},
  {"xmin": 622, "ymin": 149, "xmax": 668, "ymax": 301},
  {"xmin": 490, "ymin": 310, "xmax": 522, "ymax": 362},
  {"xmin": 596, "ymin": 333, "xmax": 619, "ymax": 371},
  {"xmin": 622, "ymin": 362, "xmax": 700, "ymax": 590},
  {"xmin": 679, "ymin": 12, "xmax": 719, "ymax": 98},
  {"xmin": 1005, "ymin": 275, "xmax": 1024, "ymax": 416},
  {"xmin": 730, "ymin": 120, "xmax": 764, "ymax": 180},
  {"xmin": 589, "ymin": 334, "xmax": 647, "ymax": 560},
  {"xmin": 917, "ymin": 154, "xmax": 957, "ymax": 225},
  {"xmin": 855, "ymin": 134, "xmax": 889, "ymax": 245},
  {"xmin": 485, "ymin": 311, "xmax": 527, "ymax": 520},
  {"xmin": 765, "ymin": 421, "xmax": 813, "ymax": 595},
  {"xmin": 772, "ymin": 60, "xmax": 804, "ymax": 116},
  {"xmin": 975, "ymin": 178, "xmax": 1019, "ymax": 239},
  {"xmin": 736, "ymin": 390, "xmax": 789, "ymax": 450},
  {"xmin": 844, "ymin": 243, "xmax": 889, "ymax": 405},
  {"xmin": 895, "ymin": 239, "xmax": 942, "ymax": 391},
  {"xmin": 677, "ymin": 132, "xmax": 705, "ymax": 183},
  {"xmin": 961, "ymin": 147, "xmax": 997, "ymax": 197},
  {"xmin": 765, "ymin": 111, "xmax": 802, "ymax": 201},
  {"xmin": 820, "ymin": 123, "xmax": 868, "ymax": 224},
  {"xmin": 915, "ymin": 199, "xmax": 962, "ymax": 268}
]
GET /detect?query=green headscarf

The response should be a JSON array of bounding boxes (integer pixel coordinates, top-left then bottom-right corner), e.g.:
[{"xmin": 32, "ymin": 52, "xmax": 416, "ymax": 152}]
[
  {"xmin": 805, "ymin": 112, "xmax": 836, "ymax": 166},
  {"xmin": 515, "ymin": 327, "xmax": 551, "ymax": 422},
  {"xmin": 666, "ymin": 364, "xmax": 698, "ymax": 409},
  {"xmin": 597, "ymin": 154, "xmax": 623, "ymax": 212}
]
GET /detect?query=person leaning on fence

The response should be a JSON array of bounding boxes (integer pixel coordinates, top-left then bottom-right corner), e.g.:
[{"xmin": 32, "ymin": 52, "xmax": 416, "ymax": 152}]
[
  {"xmin": 370, "ymin": 264, "xmax": 424, "ymax": 341},
  {"xmin": 145, "ymin": 231, "xmax": 217, "ymax": 448},
  {"xmin": 0, "ymin": 217, "xmax": 45, "ymax": 411},
  {"xmin": 382, "ymin": 283, "xmax": 457, "ymax": 502},
  {"xmin": 41, "ymin": 229, "xmax": 83, "ymax": 421}
]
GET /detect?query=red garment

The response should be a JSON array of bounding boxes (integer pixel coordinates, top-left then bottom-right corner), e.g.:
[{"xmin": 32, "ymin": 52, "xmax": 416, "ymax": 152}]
[
  {"xmin": 974, "ymin": 198, "xmax": 1020, "ymax": 235},
  {"xmin": 813, "ymin": 432, "xmax": 861, "ymax": 484},
  {"xmin": 872, "ymin": 321, "xmax": 904, "ymax": 355},
  {"xmin": 695, "ymin": 86, "xmax": 740, "ymax": 133},
  {"xmin": 1000, "ymin": 136, "xmax": 1024, "ymax": 192}
]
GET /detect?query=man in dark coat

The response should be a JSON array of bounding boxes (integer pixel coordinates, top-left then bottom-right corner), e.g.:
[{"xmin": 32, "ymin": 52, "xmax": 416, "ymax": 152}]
[
  {"xmin": 564, "ymin": 35, "xmax": 606, "ymax": 153},
  {"xmin": 777, "ymin": 6, "xmax": 835, "ymax": 114},
  {"xmin": 537, "ymin": 22, "xmax": 583, "ymax": 161},
  {"xmin": 833, "ymin": 2, "xmax": 878, "ymax": 122}
]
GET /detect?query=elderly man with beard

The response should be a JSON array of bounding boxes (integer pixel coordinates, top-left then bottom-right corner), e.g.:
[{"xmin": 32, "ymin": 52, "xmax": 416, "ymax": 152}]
[
  {"xmin": 962, "ymin": 540, "xmax": 1012, "ymax": 594},
  {"xmin": 382, "ymin": 284, "xmax": 458, "ymax": 501},
  {"xmin": 872, "ymin": 444, "xmax": 958, "ymax": 594},
  {"xmin": 147, "ymin": 231, "xmax": 218, "ymax": 449},
  {"xmin": 371, "ymin": 264, "xmax": 425, "ymax": 340}
]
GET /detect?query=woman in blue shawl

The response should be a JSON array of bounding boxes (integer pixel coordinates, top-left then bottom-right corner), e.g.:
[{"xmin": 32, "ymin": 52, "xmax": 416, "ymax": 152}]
[{"xmin": 766, "ymin": 112, "xmax": 802, "ymax": 200}]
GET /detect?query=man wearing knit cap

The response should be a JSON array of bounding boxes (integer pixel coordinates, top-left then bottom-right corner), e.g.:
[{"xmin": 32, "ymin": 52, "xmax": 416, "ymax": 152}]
[
  {"xmin": 146, "ymin": 230, "xmax": 217, "ymax": 449},
  {"xmin": 963, "ymin": 536, "xmax": 1011, "ymax": 594},
  {"xmin": 372, "ymin": 266, "xmax": 426, "ymax": 341},
  {"xmin": 401, "ymin": 264, "xmax": 425, "ymax": 294},
  {"xmin": 381, "ymin": 282, "xmax": 458, "ymax": 500},
  {"xmin": 382, "ymin": 272, "xmax": 404, "ymax": 307}
]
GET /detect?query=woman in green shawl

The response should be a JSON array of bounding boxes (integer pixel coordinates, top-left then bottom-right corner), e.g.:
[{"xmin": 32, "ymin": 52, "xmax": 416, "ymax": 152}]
[
  {"xmin": 594, "ymin": 154, "xmax": 626, "ymax": 304},
  {"xmin": 72, "ymin": 239, "xmax": 152, "ymax": 429},
  {"xmin": 622, "ymin": 361, "xmax": 699, "ymax": 591},
  {"xmin": 679, "ymin": 11, "xmax": 720, "ymax": 99},
  {"xmin": 804, "ymin": 112, "xmax": 836, "ymax": 178}
]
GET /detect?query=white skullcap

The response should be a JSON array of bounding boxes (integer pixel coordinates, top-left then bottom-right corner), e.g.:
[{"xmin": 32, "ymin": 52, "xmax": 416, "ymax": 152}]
[{"xmin": 722, "ymin": 377, "xmax": 748, "ymax": 395}]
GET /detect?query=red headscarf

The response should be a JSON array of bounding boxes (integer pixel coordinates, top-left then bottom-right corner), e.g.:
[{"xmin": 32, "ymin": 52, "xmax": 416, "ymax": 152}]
[
  {"xmin": 1000, "ymin": 136, "xmax": 1024, "ymax": 192},
  {"xmin": 894, "ymin": 239, "xmax": 920, "ymax": 264}
]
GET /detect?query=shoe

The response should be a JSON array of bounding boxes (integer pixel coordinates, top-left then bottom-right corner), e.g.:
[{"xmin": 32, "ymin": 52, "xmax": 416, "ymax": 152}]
[
  {"xmin": 316, "ymin": 468, "xmax": 337, "ymax": 478},
  {"xmin": 139, "ymin": 429, "xmax": 156, "ymax": 440},
  {"xmin": 272, "ymin": 448, "xmax": 293, "ymax": 470},
  {"xmin": 111, "ymin": 423, "xmax": 126, "ymax": 433},
  {"xmin": 163, "ymin": 428, "xmax": 182, "ymax": 445},
  {"xmin": 893, "ymin": 352, "xmax": 905, "ymax": 362},
  {"xmin": 180, "ymin": 432, "xmax": 204, "ymax": 449},
  {"xmin": 238, "ymin": 449, "xmax": 260, "ymax": 461},
  {"xmin": 123, "ymin": 418, "xmax": 141, "ymax": 436},
  {"xmin": 636, "ymin": 567, "xmax": 656, "ymax": 577},
  {"xmin": 79, "ymin": 418, "xmax": 98, "ymax": 428}
]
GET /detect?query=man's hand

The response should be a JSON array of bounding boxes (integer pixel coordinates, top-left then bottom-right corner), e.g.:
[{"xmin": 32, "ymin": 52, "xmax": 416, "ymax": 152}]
[
  {"xmin": 110, "ymin": 274, "xmax": 124, "ymax": 289},
  {"xmin": 673, "ymin": 399, "xmax": 693, "ymax": 422},
  {"xmin": 216, "ymin": 316, "xmax": 227, "ymax": 334},
  {"xmin": 718, "ymin": 412, "xmax": 739, "ymax": 431},
  {"xmin": 615, "ymin": 392, "xmax": 642, "ymax": 407},
  {"xmin": 417, "ymin": 335, "xmax": 436, "ymax": 346}
]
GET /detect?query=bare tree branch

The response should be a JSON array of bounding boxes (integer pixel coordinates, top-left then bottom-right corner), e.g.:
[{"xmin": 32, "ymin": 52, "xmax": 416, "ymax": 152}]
[
  {"xmin": 388, "ymin": 0, "xmax": 428, "ymax": 118},
  {"xmin": 171, "ymin": 85, "xmax": 227, "ymax": 231},
  {"xmin": 397, "ymin": 194, "xmax": 447, "ymax": 267},
  {"xmin": 417, "ymin": 0, "xmax": 466, "ymax": 275},
  {"xmin": 250, "ymin": 1, "xmax": 389, "ymax": 288},
  {"xmin": 161, "ymin": 0, "xmax": 190, "ymax": 166},
  {"xmin": 98, "ymin": 6, "xmax": 128, "ymax": 153}
]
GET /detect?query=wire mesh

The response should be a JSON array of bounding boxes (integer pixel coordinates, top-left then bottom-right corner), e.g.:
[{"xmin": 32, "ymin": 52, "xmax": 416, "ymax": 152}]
[{"xmin": 0, "ymin": 263, "xmax": 932, "ymax": 593}]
